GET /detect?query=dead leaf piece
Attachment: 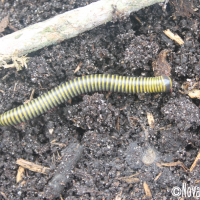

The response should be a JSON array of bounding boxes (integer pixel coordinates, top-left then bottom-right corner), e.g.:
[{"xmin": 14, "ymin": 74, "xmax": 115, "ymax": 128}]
[
  {"xmin": 16, "ymin": 166, "xmax": 25, "ymax": 183},
  {"xmin": 143, "ymin": 181, "xmax": 152, "ymax": 198},
  {"xmin": 190, "ymin": 151, "xmax": 200, "ymax": 172},
  {"xmin": 152, "ymin": 49, "xmax": 171, "ymax": 77},
  {"xmin": 16, "ymin": 158, "xmax": 50, "ymax": 174},
  {"xmin": 121, "ymin": 177, "xmax": 140, "ymax": 184},
  {"xmin": 163, "ymin": 29, "xmax": 184, "ymax": 45},
  {"xmin": 147, "ymin": 112, "xmax": 154, "ymax": 128},
  {"xmin": 0, "ymin": 15, "xmax": 9, "ymax": 33},
  {"xmin": 188, "ymin": 89, "xmax": 200, "ymax": 99}
]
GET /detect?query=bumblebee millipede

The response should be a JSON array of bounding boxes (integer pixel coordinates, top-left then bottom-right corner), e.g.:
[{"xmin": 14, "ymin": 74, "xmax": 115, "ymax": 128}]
[{"xmin": 0, "ymin": 74, "xmax": 172, "ymax": 127}]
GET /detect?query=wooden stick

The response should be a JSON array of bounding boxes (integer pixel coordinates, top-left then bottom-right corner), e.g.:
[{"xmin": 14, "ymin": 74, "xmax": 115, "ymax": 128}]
[
  {"xmin": 16, "ymin": 158, "xmax": 50, "ymax": 174},
  {"xmin": 0, "ymin": 0, "xmax": 164, "ymax": 66}
]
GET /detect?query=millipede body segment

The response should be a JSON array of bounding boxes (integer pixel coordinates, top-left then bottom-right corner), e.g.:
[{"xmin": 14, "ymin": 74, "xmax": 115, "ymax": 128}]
[{"xmin": 0, "ymin": 74, "xmax": 172, "ymax": 126}]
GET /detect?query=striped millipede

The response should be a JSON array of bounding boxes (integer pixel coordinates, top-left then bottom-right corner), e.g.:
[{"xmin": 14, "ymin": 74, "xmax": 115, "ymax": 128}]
[{"xmin": 0, "ymin": 74, "xmax": 172, "ymax": 127}]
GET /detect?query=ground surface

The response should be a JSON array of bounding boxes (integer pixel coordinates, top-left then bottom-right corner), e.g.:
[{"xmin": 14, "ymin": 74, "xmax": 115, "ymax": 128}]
[{"xmin": 0, "ymin": 0, "xmax": 200, "ymax": 199}]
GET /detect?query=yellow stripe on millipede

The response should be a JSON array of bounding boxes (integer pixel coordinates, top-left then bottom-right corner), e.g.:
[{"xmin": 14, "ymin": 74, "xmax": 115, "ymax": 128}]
[
  {"xmin": 143, "ymin": 77, "xmax": 146, "ymax": 93},
  {"xmin": 132, "ymin": 77, "xmax": 136, "ymax": 93},
  {"xmin": 74, "ymin": 78, "xmax": 81, "ymax": 95},
  {"xmin": 121, "ymin": 76, "xmax": 125, "ymax": 92},
  {"xmin": 118, "ymin": 76, "xmax": 122, "ymax": 92},
  {"xmin": 129, "ymin": 77, "xmax": 132, "ymax": 93},
  {"xmin": 18, "ymin": 106, "xmax": 25, "ymax": 122},
  {"xmin": 149, "ymin": 78, "xmax": 152, "ymax": 93},
  {"xmin": 94, "ymin": 74, "xmax": 98, "ymax": 91},
  {"xmin": 159, "ymin": 77, "xmax": 163, "ymax": 92},
  {"xmin": 86, "ymin": 76, "xmax": 91, "ymax": 92},
  {"xmin": 27, "ymin": 103, "xmax": 36, "ymax": 117},
  {"xmin": 59, "ymin": 85, "xmax": 67, "ymax": 100},
  {"xmin": 156, "ymin": 78, "xmax": 160, "ymax": 92},
  {"xmin": 35, "ymin": 98, "xmax": 45, "ymax": 113},
  {"xmin": 152, "ymin": 77, "xmax": 155, "ymax": 92},
  {"xmin": 154, "ymin": 78, "xmax": 158, "ymax": 92},
  {"xmin": 146, "ymin": 77, "xmax": 149, "ymax": 93},
  {"xmin": 140, "ymin": 77, "xmax": 143, "ymax": 93},
  {"xmin": 41, "ymin": 95, "xmax": 51, "ymax": 110},
  {"xmin": 3, "ymin": 113, "xmax": 9, "ymax": 126},
  {"xmin": 82, "ymin": 76, "xmax": 87, "ymax": 93},
  {"xmin": 136, "ymin": 77, "xmax": 139, "ymax": 93},
  {"xmin": 110, "ymin": 75, "xmax": 115, "ymax": 91},
  {"xmin": 106, "ymin": 74, "xmax": 110, "ymax": 91},
  {"xmin": 54, "ymin": 87, "xmax": 63, "ymax": 103},
  {"xmin": 6, "ymin": 111, "xmax": 13, "ymax": 125},
  {"xmin": 156, "ymin": 77, "xmax": 159, "ymax": 92},
  {"xmin": 24, "ymin": 103, "xmax": 33, "ymax": 119},
  {"xmin": 78, "ymin": 77, "xmax": 84, "ymax": 94},
  {"xmin": 98, "ymin": 74, "xmax": 101, "ymax": 91},
  {"xmin": 47, "ymin": 91, "xmax": 57, "ymax": 107},
  {"xmin": 90, "ymin": 75, "xmax": 94, "ymax": 92},
  {"xmin": 44, "ymin": 93, "xmax": 54, "ymax": 109},
  {"xmin": 13, "ymin": 108, "xmax": 21, "ymax": 124},
  {"xmin": 0, "ymin": 114, "xmax": 4, "ymax": 126},
  {"xmin": 154, "ymin": 78, "xmax": 157, "ymax": 92},
  {"xmin": 114, "ymin": 75, "xmax": 118, "ymax": 92},
  {"xmin": 69, "ymin": 81, "xmax": 77, "ymax": 96},
  {"xmin": 21, "ymin": 105, "xmax": 29, "ymax": 120},
  {"xmin": 66, "ymin": 82, "xmax": 74, "ymax": 98},
  {"xmin": 125, "ymin": 77, "xmax": 129, "ymax": 93},
  {"xmin": 31, "ymin": 101, "xmax": 40, "ymax": 116},
  {"xmin": 102, "ymin": 74, "xmax": 106, "ymax": 91}
]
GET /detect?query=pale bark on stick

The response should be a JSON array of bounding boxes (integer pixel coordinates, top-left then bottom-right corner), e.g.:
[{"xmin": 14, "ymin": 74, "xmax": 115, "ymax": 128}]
[{"xmin": 0, "ymin": 0, "xmax": 164, "ymax": 66}]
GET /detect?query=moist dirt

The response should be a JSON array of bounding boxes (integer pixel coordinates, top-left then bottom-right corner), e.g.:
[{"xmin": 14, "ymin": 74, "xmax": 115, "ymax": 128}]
[{"xmin": 0, "ymin": 0, "xmax": 200, "ymax": 199}]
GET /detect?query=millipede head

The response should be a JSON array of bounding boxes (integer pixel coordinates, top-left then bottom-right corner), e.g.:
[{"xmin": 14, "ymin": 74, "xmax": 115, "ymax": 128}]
[{"xmin": 162, "ymin": 75, "xmax": 172, "ymax": 92}]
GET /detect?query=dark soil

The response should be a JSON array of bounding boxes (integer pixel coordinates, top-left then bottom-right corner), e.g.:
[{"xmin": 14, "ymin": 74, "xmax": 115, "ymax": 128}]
[{"xmin": 0, "ymin": 0, "xmax": 200, "ymax": 199}]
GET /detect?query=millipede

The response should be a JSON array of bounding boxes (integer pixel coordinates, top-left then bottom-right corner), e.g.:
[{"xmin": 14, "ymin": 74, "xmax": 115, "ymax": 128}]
[{"xmin": 0, "ymin": 74, "xmax": 172, "ymax": 127}]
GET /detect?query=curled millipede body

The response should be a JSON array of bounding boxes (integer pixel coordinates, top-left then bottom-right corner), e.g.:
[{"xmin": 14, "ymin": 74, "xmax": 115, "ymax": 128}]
[{"xmin": 0, "ymin": 74, "xmax": 172, "ymax": 127}]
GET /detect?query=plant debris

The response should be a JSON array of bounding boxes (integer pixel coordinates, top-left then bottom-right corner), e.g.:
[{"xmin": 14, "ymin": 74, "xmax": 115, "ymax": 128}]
[
  {"xmin": 190, "ymin": 151, "xmax": 200, "ymax": 172},
  {"xmin": 0, "ymin": 0, "xmax": 200, "ymax": 199},
  {"xmin": 163, "ymin": 29, "xmax": 184, "ymax": 45},
  {"xmin": 152, "ymin": 49, "xmax": 171, "ymax": 76},
  {"xmin": 16, "ymin": 166, "xmax": 25, "ymax": 183},
  {"xmin": 0, "ymin": 15, "xmax": 9, "ymax": 33},
  {"xmin": 170, "ymin": 0, "xmax": 200, "ymax": 17},
  {"xmin": 143, "ymin": 181, "xmax": 152, "ymax": 198},
  {"xmin": 16, "ymin": 159, "xmax": 50, "ymax": 174},
  {"xmin": 0, "ymin": 50, "xmax": 29, "ymax": 71},
  {"xmin": 181, "ymin": 79, "xmax": 200, "ymax": 99}
]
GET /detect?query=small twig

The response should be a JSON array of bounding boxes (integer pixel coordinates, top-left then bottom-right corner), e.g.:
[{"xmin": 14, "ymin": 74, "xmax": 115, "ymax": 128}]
[
  {"xmin": 0, "ymin": 191, "xmax": 7, "ymax": 200},
  {"xmin": 163, "ymin": 29, "xmax": 184, "ymax": 45},
  {"xmin": 159, "ymin": 161, "xmax": 188, "ymax": 172},
  {"xmin": 0, "ymin": 0, "xmax": 165, "ymax": 66},
  {"xmin": 190, "ymin": 151, "xmax": 200, "ymax": 172},
  {"xmin": 74, "ymin": 62, "xmax": 82, "ymax": 73},
  {"xmin": 16, "ymin": 158, "xmax": 50, "ymax": 174}
]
